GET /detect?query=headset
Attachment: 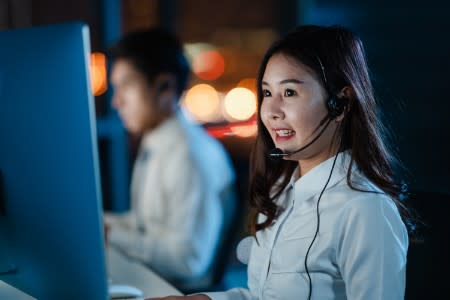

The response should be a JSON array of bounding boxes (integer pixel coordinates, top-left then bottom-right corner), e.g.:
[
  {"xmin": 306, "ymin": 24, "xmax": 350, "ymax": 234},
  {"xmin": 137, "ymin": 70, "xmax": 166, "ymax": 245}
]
[
  {"xmin": 267, "ymin": 56, "xmax": 348, "ymax": 300},
  {"xmin": 268, "ymin": 57, "xmax": 347, "ymax": 160}
]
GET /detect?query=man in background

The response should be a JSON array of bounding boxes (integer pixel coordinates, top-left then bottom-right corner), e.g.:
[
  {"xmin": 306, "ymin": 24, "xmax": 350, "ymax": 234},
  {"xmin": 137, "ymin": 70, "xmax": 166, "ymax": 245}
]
[{"xmin": 104, "ymin": 28, "xmax": 236, "ymax": 291}]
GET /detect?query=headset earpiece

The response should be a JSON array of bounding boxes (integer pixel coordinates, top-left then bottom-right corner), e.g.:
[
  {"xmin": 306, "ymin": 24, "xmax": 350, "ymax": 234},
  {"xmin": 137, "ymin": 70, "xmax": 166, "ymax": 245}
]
[
  {"xmin": 316, "ymin": 55, "xmax": 348, "ymax": 120},
  {"xmin": 326, "ymin": 96, "xmax": 347, "ymax": 119}
]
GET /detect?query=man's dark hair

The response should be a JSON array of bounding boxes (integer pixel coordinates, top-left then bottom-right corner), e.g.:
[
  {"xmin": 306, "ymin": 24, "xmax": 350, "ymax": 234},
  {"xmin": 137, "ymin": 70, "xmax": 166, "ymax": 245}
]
[{"xmin": 108, "ymin": 28, "xmax": 190, "ymax": 97}]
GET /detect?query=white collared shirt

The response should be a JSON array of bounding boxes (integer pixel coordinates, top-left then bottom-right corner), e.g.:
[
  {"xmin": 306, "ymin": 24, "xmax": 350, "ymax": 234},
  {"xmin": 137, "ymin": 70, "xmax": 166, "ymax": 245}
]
[
  {"xmin": 105, "ymin": 110, "xmax": 235, "ymax": 286},
  {"xmin": 205, "ymin": 151, "xmax": 408, "ymax": 300}
]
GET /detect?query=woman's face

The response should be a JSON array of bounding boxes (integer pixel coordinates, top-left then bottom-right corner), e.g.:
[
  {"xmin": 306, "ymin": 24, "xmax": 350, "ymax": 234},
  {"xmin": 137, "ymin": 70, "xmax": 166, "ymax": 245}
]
[{"xmin": 260, "ymin": 53, "xmax": 339, "ymax": 165}]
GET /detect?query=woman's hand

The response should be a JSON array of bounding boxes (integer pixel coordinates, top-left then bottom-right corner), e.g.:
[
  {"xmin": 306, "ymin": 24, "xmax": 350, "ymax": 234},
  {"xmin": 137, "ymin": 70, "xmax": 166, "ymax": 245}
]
[{"xmin": 146, "ymin": 295, "xmax": 211, "ymax": 300}]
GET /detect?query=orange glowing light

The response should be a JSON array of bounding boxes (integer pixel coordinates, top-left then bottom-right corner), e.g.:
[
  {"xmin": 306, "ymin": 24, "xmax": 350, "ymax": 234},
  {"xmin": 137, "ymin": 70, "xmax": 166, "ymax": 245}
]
[
  {"xmin": 183, "ymin": 84, "xmax": 221, "ymax": 122},
  {"xmin": 230, "ymin": 122, "xmax": 257, "ymax": 137},
  {"xmin": 192, "ymin": 50, "xmax": 225, "ymax": 81},
  {"xmin": 89, "ymin": 52, "xmax": 107, "ymax": 96},
  {"xmin": 237, "ymin": 78, "xmax": 257, "ymax": 94},
  {"xmin": 205, "ymin": 119, "xmax": 257, "ymax": 139}
]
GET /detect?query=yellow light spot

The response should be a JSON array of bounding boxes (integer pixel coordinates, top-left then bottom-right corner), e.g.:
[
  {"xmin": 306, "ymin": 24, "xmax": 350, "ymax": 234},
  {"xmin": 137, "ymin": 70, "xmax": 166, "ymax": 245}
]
[
  {"xmin": 224, "ymin": 87, "xmax": 257, "ymax": 121},
  {"xmin": 183, "ymin": 84, "xmax": 220, "ymax": 122}
]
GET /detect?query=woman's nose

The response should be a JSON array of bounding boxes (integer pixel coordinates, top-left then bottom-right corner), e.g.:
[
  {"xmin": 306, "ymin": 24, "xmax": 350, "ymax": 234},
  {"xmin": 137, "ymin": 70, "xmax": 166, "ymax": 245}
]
[{"xmin": 265, "ymin": 96, "xmax": 284, "ymax": 120}]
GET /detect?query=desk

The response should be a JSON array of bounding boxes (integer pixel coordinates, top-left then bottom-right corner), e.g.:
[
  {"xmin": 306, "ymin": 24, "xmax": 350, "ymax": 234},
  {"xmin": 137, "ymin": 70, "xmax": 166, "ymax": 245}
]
[{"xmin": 0, "ymin": 247, "xmax": 182, "ymax": 299}]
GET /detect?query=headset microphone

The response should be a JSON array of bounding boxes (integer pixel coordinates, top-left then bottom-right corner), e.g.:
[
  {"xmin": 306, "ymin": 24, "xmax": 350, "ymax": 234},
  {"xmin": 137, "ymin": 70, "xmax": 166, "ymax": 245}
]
[
  {"xmin": 267, "ymin": 84, "xmax": 348, "ymax": 161},
  {"xmin": 268, "ymin": 110, "xmax": 334, "ymax": 161},
  {"xmin": 268, "ymin": 147, "xmax": 287, "ymax": 159}
]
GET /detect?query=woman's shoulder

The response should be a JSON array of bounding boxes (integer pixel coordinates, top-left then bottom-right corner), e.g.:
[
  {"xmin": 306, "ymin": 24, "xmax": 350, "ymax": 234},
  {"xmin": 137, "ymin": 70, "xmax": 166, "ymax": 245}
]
[
  {"xmin": 329, "ymin": 172, "xmax": 400, "ymax": 220},
  {"xmin": 332, "ymin": 185, "xmax": 404, "ymax": 236}
]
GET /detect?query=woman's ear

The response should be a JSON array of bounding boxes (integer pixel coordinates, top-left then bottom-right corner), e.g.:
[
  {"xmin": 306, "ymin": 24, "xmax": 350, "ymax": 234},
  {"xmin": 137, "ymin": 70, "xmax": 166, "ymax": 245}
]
[
  {"xmin": 335, "ymin": 86, "xmax": 354, "ymax": 122},
  {"xmin": 337, "ymin": 86, "xmax": 355, "ymax": 99}
]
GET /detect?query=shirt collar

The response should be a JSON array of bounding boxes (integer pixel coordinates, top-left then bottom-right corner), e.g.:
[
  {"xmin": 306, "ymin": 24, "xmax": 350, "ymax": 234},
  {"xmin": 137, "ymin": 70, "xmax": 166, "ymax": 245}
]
[
  {"xmin": 290, "ymin": 150, "xmax": 353, "ymax": 204},
  {"xmin": 140, "ymin": 111, "xmax": 181, "ymax": 152}
]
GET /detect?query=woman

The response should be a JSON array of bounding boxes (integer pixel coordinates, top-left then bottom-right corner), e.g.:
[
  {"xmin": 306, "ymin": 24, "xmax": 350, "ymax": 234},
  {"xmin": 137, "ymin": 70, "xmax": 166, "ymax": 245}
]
[{"xmin": 148, "ymin": 25, "xmax": 409, "ymax": 300}]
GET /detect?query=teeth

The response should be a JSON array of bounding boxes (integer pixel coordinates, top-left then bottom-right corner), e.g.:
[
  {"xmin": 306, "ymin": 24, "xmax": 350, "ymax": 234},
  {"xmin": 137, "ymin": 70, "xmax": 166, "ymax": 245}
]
[{"xmin": 276, "ymin": 129, "xmax": 294, "ymax": 137}]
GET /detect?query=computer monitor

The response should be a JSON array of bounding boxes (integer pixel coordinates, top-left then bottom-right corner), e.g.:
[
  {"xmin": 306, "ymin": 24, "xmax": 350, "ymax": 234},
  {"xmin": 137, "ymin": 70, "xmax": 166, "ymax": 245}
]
[{"xmin": 0, "ymin": 22, "xmax": 108, "ymax": 299}]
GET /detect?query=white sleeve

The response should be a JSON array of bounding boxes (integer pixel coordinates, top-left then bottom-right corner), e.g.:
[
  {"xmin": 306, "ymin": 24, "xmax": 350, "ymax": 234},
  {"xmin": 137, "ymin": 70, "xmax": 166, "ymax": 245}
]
[
  {"xmin": 104, "ymin": 211, "xmax": 135, "ymax": 229},
  {"xmin": 108, "ymin": 151, "xmax": 223, "ymax": 281},
  {"xmin": 336, "ymin": 194, "xmax": 409, "ymax": 300},
  {"xmin": 200, "ymin": 288, "xmax": 253, "ymax": 300}
]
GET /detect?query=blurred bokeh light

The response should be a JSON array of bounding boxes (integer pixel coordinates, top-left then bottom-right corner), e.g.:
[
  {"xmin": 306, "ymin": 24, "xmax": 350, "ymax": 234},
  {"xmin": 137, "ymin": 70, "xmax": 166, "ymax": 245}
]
[
  {"xmin": 192, "ymin": 50, "xmax": 225, "ymax": 81},
  {"xmin": 183, "ymin": 84, "xmax": 221, "ymax": 122},
  {"xmin": 230, "ymin": 121, "xmax": 257, "ymax": 137},
  {"xmin": 224, "ymin": 87, "xmax": 257, "ymax": 121},
  {"xmin": 89, "ymin": 52, "xmax": 107, "ymax": 96},
  {"xmin": 237, "ymin": 78, "xmax": 257, "ymax": 94}
]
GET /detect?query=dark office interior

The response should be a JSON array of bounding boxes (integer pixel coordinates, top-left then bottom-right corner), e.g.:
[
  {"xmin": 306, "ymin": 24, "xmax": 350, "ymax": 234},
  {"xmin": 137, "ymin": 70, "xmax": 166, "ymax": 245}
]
[{"xmin": 1, "ymin": 0, "xmax": 449, "ymax": 298}]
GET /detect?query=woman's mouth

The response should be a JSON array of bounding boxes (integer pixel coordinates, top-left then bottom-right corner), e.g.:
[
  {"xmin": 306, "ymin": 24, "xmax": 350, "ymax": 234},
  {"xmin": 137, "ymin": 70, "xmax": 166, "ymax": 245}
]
[{"xmin": 274, "ymin": 128, "xmax": 296, "ymax": 141}]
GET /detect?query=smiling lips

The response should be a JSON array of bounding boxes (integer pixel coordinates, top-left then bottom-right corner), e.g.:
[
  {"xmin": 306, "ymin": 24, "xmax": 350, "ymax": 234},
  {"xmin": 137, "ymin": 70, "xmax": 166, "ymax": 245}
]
[{"xmin": 274, "ymin": 128, "xmax": 295, "ymax": 141}]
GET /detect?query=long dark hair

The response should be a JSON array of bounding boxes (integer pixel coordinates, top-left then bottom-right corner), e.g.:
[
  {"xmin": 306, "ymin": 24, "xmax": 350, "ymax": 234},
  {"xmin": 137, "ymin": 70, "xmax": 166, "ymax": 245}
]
[{"xmin": 249, "ymin": 25, "xmax": 410, "ymax": 235}]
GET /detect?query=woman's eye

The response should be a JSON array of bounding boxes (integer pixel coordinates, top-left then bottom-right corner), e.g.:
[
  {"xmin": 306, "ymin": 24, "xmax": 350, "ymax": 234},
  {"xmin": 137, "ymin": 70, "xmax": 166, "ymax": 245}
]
[
  {"xmin": 284, "ymin": 89, "xmax": 296, "ymax": 97},
  {"xmin": 262, "ymin": 89, "xmax": 271, "ymax": 97}
]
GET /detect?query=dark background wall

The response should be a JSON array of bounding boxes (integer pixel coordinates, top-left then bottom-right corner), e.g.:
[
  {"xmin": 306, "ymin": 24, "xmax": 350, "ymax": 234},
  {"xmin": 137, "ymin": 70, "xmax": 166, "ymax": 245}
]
[{"xmin": 305, "ymin": 0, "xmax": 450, "ymax": 194}]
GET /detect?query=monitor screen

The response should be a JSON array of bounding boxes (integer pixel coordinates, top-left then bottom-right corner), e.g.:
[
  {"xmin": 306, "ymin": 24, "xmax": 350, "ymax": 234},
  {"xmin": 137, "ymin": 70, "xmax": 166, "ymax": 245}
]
[{"xmin": 0, "ymin": 22, "xmax": 108, "ymax": 299}]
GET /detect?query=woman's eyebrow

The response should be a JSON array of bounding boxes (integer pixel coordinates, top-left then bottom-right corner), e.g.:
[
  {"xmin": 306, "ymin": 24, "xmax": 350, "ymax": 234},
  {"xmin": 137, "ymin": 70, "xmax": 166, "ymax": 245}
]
[
  {"xmin": 261, "ymin": 79, "xmax": 305, "ymax": 86},
  {"xmin": 279, "ymin": 79, "xmax": 305, "ymax": 84}
]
